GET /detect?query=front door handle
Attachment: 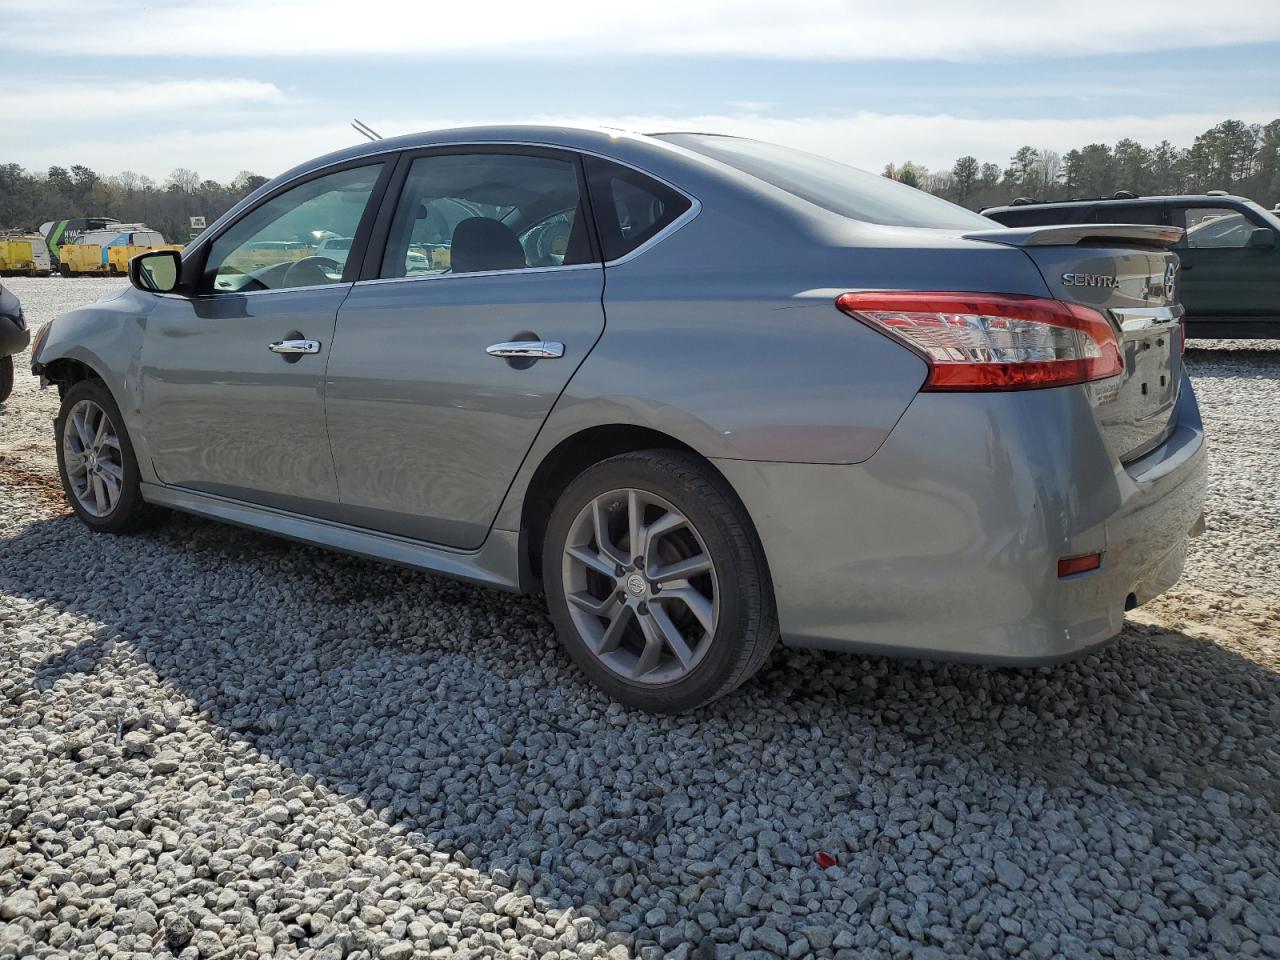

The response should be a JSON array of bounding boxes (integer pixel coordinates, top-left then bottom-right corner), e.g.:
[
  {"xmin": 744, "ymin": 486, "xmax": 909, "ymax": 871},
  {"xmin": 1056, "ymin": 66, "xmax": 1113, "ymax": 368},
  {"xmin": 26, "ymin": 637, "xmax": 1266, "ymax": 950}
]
[
  {"xmin": 485, "ymin": 340, "xmax": 564, "ymax": 360},
  {"xmin": 268, "ymin": 339, "xmax": 322, "ymax": 355}
]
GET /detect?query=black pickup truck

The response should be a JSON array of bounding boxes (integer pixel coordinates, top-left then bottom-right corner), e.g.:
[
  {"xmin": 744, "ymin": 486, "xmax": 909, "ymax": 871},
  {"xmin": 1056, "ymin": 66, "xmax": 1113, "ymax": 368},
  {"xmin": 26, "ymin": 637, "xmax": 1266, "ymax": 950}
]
[{"xmin": 982, "ymin": 193, "xmax": 1280, "ymax": 339}]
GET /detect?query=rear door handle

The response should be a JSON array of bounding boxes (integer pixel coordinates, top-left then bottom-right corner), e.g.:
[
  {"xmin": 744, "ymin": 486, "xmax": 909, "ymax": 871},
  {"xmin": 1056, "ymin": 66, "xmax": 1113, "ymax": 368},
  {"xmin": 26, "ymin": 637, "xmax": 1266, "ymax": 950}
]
[
  {"xmin": 268, "ymin": 339, "xmax": 321, "ymax": 355},
  {"xmin": 485, "ymin": 340, "xmax": 564, "ymax": 359}
]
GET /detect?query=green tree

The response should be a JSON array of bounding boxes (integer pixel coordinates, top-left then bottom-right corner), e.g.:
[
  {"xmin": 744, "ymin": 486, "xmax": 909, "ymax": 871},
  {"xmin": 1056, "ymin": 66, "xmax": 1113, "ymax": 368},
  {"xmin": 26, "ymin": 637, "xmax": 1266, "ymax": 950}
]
[{"xmin": 952, "ymin": 155, "xmax": 979, "ymax": 201}]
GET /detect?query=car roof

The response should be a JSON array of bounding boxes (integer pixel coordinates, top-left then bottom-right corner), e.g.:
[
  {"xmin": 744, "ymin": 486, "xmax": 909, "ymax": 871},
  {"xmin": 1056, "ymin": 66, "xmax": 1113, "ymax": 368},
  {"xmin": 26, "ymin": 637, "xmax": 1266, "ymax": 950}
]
[{"xmin": 278, "ymin": 125, "xmax": 690, "ymax": 183}]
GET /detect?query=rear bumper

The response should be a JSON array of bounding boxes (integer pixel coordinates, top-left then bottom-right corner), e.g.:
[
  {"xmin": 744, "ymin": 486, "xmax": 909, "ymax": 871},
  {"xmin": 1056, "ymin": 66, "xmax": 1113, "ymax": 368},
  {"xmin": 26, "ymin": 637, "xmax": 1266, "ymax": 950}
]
[{"xmin": 714, "ymin": 374, "xmax": 1207, "ymax": 663}]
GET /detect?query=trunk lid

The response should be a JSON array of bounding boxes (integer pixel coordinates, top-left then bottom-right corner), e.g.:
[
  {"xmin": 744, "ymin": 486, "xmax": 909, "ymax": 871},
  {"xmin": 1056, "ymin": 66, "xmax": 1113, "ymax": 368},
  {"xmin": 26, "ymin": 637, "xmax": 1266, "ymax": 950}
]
[{"xmin": 966, "ymin": 223, "xmax": 1185, "ymax": 462}]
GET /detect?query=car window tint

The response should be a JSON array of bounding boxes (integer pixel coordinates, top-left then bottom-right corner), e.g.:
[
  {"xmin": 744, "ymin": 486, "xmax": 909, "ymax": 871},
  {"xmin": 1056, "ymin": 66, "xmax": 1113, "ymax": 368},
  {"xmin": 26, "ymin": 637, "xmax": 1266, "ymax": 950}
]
[
  {"xmin": 584, "ymin": 157, "xmax": 692, "ymax": 261},
  {"xmin": 203, "ymin": 165, "xmax": 382, "ymax": 294},
  {"xmin": 1089, "ymin": 205, "xmax": 1164, "ymax": 225},
  {"xmin": 380, "ymin": 153, "xmax": 593, "ymax": 279},
  {"xmin": 659, "ymin": 133, "xmax": 992, "ymax": 229},
  {"xmin": 1181, "ymin": 208, "xmax": 1254, "ymax": 248}
]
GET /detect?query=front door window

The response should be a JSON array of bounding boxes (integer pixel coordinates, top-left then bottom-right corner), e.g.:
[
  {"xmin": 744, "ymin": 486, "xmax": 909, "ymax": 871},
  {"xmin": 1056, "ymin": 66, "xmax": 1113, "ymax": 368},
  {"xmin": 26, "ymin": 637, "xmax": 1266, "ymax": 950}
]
[{"xmin": 202, "ymin": 164, "xmax": 383, "ymax": 293}]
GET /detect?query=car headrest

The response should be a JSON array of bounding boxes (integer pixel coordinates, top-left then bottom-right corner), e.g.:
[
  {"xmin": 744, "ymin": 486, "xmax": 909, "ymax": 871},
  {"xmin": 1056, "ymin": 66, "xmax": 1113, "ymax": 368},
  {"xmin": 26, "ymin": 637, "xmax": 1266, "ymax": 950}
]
[{"xmin": 450, "ymin": 217, "xmax": 526, "ymax": 274}]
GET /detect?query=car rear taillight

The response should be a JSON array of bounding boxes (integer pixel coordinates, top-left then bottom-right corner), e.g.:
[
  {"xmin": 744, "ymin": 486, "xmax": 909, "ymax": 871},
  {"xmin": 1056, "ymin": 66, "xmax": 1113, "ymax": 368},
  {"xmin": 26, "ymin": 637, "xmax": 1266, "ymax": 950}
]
[{"xmin": 836, "ymin": 292, "xmax": 1123, "ymax": 391}]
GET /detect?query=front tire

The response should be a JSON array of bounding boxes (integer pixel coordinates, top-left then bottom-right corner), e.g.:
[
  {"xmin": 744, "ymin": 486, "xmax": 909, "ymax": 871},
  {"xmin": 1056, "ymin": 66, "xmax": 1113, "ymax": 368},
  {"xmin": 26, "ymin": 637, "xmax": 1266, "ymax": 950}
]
[
  {"xmin": 55, "ymin": 379, "xmax": 156, "ymax": 532},
  {"xmin": 0, "ymin": 355, "xmax": 12, "ymax": 404},
  {"xmin": 543, "ymin": 449, "xmax": 778, "ymax": 713}
]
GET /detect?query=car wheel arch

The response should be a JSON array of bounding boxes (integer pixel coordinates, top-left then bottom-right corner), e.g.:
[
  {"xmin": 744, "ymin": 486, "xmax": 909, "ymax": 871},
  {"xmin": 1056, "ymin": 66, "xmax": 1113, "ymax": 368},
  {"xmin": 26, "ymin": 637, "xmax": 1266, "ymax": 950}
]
[
  {"xmin": 518, "ymin": 423, "xmax": 764, "ymax": 585},
  {"xmin": 42, "ymin": 356, "xmax": 106, "ymax": 398}
]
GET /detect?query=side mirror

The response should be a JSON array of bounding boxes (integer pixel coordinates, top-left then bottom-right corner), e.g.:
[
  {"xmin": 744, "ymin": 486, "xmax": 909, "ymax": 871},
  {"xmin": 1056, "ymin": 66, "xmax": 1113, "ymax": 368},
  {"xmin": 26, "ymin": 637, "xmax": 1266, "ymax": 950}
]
[
  {"xmin": 1248, "ymin": 227, "xmax": 1277, "ymax": 249},
  {"xmin": 129, "ymin": 249, "xmax": 183, "ymax": 293}
]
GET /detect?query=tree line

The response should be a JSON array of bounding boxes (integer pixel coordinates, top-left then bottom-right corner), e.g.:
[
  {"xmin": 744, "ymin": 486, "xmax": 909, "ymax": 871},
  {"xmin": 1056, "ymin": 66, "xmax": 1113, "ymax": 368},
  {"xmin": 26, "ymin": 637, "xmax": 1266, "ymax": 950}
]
[
  {"xmin": 884, "ymin": 119, "xmax": 1280, "ymax": 211},
  {"xmin": 0, "ymin": 164, "xmax": 269, "ymax": 245},
  {"xmin": 4, "ymin": 117, "xmax": 1278, "ymax": 245}
]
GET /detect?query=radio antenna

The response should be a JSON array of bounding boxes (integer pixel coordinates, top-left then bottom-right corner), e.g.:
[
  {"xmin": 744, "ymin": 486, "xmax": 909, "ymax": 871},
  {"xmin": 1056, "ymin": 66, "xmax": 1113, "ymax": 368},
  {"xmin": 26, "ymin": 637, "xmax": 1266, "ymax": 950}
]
[{"xmin": 351, "ymin": 119, "xmax": 383, "ymax": 142}]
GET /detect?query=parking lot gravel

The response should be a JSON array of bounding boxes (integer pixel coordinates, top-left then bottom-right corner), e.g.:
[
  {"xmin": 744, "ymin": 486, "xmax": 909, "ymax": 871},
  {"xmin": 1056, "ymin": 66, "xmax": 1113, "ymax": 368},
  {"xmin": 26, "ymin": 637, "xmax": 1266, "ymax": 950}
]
[{"xmin": 2, "ymin": 277, "xmax": 1278, "ymax": 960}]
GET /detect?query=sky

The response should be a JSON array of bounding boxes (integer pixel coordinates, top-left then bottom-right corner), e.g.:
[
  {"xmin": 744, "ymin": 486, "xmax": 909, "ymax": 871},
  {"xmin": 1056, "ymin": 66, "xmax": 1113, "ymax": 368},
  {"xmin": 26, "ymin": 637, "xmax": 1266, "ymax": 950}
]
[{"xmin": 2, "ymin": 0, "xmax": 1279, "ymax": 184}]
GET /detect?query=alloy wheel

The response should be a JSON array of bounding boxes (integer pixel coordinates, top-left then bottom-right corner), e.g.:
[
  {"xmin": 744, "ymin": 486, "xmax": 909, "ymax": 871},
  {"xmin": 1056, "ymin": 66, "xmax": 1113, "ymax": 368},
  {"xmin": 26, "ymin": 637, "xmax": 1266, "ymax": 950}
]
[
  {"xmin": 561, "ymin": 487, "xmax": 719, "ymax": 685},
  {"xmin": 62, "ymin": 399, "xmax": 125, "ymax": 517}
]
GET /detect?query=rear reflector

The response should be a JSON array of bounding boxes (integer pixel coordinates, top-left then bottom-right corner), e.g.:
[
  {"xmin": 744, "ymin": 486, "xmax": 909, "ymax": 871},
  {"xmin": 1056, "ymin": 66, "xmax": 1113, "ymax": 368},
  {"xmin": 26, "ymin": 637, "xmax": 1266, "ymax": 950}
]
[
  {"xmin": 1057, "ymin": 553, "xmax": 1103, "ymax": 577},
  {"xmin": 836, "ymin": 292, "xmax": 1123, "ymax": 391}
]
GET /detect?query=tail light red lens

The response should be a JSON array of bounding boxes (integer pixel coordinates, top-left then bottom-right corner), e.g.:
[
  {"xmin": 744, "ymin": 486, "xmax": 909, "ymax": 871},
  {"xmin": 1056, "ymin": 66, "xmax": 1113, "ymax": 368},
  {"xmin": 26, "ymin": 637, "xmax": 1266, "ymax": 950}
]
[
  {"xmin": 836, "ymin": 292, "xmax": 1123, "ymax": 391},
  {"xmin": 1058, "ymin": 553, "xmax": 1103, "ymax": 577}
]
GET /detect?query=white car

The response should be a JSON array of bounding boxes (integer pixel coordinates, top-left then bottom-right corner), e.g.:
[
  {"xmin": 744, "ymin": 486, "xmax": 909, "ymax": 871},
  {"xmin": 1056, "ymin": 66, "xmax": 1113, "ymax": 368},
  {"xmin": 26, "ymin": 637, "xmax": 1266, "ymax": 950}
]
[{"xmin": 314, "ymin": 236, "xmax": 354, "ymax": 265}]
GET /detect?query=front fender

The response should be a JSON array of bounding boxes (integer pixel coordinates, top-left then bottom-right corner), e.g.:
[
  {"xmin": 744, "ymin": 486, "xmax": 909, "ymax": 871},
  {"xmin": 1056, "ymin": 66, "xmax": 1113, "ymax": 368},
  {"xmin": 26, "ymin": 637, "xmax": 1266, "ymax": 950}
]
[{"xmin": 33, "ymin": 286, "xmax": 159, "ymax": 482}]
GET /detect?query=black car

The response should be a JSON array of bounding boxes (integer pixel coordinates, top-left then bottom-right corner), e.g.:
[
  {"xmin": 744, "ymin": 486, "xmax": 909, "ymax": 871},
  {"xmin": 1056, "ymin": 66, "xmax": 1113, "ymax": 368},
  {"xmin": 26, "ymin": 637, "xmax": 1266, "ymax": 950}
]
[
  {"xmin": 0, "ymin": 282, "xmax": 29, "ymax": 403},
  {"xmin": 983, "ymin": 193, "xmax": 1280, "ymax": 338}
]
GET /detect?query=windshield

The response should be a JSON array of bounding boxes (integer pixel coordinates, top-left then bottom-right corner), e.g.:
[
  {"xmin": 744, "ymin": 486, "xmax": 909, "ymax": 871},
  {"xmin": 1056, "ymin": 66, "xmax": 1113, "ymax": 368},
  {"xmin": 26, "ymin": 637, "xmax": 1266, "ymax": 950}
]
[{"xmin": 656, "ymin": 133, "xmax": 993, "ymax": 230}]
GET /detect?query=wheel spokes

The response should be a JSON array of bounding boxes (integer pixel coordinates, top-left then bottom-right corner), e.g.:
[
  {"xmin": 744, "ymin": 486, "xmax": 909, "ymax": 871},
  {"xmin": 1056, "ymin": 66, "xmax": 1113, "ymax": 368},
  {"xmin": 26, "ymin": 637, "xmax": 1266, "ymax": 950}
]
[
  {"xmin": 633, "ymin": 612, "xmax": 666, "ymax": 678},
  {"xmin": 92, "ymin": 408, "xmax": 110, "ymax": 448},
  {"xmin": 661, "ymin": 585, "xmax": 716, "ymax": 635},
  {"xmin": 651, "ymin": 554, "xmax": 711, "ymax": 584},
  {"xmin": 70, "ymin": 409, "xmax": 93, "ymax": 449},
  {"xmin": 592, "ymin": 498, "xmax": 627, "ymax": 566},
  {"xmin": 567, "ymin": 544, "xmax": 616, "ymax": 579},
  {"xmin": 596, "ymin": 603, "xmax": 633, "ymax": 655},
  {"xmin": 90, "ymin": 474, "xmax": 108, "ymax": 514},
  {"xmin": 63, "ymin": 399, "xmax": 123, "ymax": 518},
  {"xmin": 648, "ymin": 603, "xmax": 695, "ymax": 668},
  {"xmin": 563, "ymin": 486, "xmax": 718, "ymax": 686},
  {"xmin": 567, "ymin": 589, "xmax": 619, "ymax": 618},
  {"xmin": 638, "ymin": 510, "xmax": 685, "ymax": 568}
]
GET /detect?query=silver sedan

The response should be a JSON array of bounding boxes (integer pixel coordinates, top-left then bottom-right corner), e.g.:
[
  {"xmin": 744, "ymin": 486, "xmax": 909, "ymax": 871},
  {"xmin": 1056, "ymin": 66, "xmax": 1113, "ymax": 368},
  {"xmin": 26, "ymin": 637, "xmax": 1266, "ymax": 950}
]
[{"xmin": 31, "ymin": 126, "xmax": 1207, "ymax": 712}]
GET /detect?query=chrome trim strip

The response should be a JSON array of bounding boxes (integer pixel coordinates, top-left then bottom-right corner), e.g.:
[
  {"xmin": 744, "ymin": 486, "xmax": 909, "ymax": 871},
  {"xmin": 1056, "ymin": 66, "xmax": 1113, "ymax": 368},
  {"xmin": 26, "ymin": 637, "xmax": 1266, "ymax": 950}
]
[
  {"xmin": 1112, "ymin": 305, "xmax": 1184, "ymax": 332},
  {"xmin": 358, "ymin": 263, "xmax": 599, "ymax": 288},
  {"xmin": 157, "ymin": 281, "xmax": 355, "ymax": 301},
  {"xmin": 602, "ymin": 197, "xmax": 702, "ymax": 267}
]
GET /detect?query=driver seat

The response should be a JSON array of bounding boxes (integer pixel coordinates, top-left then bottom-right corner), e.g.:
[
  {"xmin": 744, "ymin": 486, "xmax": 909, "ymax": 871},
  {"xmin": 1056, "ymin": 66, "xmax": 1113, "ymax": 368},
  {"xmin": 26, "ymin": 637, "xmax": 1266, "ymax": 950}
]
[{"xmin": 450, "ymin": 218, "xmax": 526, "ymax": 274}]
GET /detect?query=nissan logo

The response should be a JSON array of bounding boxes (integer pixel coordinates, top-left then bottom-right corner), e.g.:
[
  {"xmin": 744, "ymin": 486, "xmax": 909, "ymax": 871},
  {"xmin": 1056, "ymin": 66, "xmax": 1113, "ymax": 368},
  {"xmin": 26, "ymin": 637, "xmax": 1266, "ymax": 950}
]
[{"xmin": 1163, "ymin": 261, "xmax": 1178, "ymax": 302}]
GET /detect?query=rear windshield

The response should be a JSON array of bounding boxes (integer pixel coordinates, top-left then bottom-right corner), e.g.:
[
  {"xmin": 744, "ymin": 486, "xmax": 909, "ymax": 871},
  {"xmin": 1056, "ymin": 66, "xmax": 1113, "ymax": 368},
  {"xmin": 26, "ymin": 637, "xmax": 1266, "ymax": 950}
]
[{"xmin": 657, "ymin": 133, "xmax": 993, "ymax": 230}]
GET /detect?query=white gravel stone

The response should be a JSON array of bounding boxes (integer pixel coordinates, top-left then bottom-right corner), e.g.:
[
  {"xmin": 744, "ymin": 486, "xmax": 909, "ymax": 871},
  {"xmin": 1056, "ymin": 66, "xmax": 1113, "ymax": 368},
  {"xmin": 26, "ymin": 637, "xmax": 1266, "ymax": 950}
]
[{"xmin": 1, "ymin": 279, "xmax": 1278, "ymax": 959}]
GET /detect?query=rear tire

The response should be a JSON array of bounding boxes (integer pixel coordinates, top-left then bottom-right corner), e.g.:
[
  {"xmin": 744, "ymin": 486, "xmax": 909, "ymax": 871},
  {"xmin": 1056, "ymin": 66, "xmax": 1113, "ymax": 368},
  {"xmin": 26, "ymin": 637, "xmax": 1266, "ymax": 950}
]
[
  {"xmin": 55, "ymin": 379, "xmax": 158, "ymax": 533},
  {"xmin": 0, "ymin": 355, "xmax": 12, "ymax": 404},
  {"xmin": 543, "ymin": 449, "xmax": 778, "ymax": 713}
]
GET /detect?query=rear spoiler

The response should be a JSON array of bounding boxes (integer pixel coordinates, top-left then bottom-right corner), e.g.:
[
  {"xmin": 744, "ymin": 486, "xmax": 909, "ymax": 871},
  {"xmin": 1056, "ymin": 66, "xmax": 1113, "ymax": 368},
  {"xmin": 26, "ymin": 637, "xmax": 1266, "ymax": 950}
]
[{"xmin": 964, "ymin": 223, "xmax": 1184, "ymax": 250}]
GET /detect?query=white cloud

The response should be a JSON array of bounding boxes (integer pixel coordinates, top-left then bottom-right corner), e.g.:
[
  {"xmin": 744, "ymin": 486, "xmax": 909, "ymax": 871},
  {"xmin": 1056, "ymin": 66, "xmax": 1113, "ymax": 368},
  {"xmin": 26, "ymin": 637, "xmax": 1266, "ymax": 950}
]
[
  {"xmin": 16, "ymin": 109, "xmax": 1275, "ymax": 183},
  {"xmin": 4, "ymin": 0, "xmax": 1279, "ymax": 60},
  {"xmin": 4, "ymin": 79, "xmax": 286, "ymax": 123}
]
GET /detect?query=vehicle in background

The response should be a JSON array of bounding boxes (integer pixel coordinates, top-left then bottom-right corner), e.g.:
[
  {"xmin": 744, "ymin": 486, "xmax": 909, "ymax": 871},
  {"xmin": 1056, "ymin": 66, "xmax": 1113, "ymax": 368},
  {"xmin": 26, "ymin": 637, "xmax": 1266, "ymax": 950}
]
[
  {"xmin": 52, "ymin": 225, "xmax": 173, "ymax": 277},
  {"xmin": 982, "ymin": 193, "xmax": 1280, "ymax": 339},
  {"xmin": 32, "ymin": 126, "xmax": 1207, "ymax": 712},
  {"xmin": 0, "ymin": 233, "xmax": 54, "ymax": 276},
  {"xmin": 40, "ymin": 217, "xmax": 120, "ymax": 261},
  {"xmin": 314, "ymin": 235, "xmax": 354, "ymax": 266},
  {"xmin": 0, "ymin": 281, "xmax": 29, "ymax": 403}
]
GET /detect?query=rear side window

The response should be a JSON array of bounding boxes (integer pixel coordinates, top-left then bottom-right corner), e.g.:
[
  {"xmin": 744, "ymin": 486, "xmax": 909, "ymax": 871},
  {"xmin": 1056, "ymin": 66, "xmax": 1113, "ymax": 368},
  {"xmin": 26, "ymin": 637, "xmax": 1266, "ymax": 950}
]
[
  {"xmin": 1088, "ymin": 204, "xmax": 1165, "ymax": 225},
  {"xmin": 1179, "ymin": 207, "xmax": 1255, "ymax": 248},
  {"xmin": 659, "ymin": 133, "xmax": 991, "ymax": 229},
  {"xmin": 983, "ymin": 207, "xmax": 1072, "ymax": 227},
  {"xmin": 585, "ymin": 157, "xmax": 691, "ymax": 261},
  {"xmin": 380, "ymin": 152, "xmax": 593, "ymax": 278}
]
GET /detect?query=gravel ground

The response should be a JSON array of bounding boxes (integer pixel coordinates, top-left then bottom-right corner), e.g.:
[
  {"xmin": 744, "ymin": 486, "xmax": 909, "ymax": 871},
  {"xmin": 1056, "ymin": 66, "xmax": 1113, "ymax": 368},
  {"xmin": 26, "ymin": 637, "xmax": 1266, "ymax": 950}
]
[{"xmin": 1, "ymin": 276, "xmax": 1278, "ymax": 960}]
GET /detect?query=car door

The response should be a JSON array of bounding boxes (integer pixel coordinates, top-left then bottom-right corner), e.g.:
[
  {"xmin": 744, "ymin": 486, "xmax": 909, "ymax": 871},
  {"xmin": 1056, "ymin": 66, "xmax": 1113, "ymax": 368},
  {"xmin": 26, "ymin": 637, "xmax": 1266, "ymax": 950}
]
[
  {"xmin": 1170, "ymin": 204, "xmax": 1279, "ymax": 319},
  {"xmin": 139, "ymin": 161, "xmax": 388, "ymax": 516},
  {"xmin": 324, "ymin": 147, "xmax": 605, "ymax": 549}
]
